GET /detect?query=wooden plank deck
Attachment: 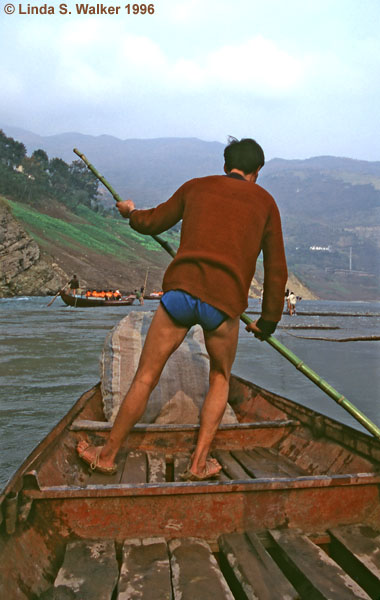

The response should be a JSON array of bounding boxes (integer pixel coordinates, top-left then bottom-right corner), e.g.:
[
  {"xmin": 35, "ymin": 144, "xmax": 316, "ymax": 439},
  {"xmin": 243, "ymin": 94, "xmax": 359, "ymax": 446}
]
[
  {"xmin": 218, "ymin": 531, "xmax": 299, "ymax": 599},
  {"xmin": 168, "ymin": 537, "xmax": 234, "ymax": 600},
  {"xmin": 82, "ymin": 446, "xmax": 309, "ymax": 486},
  {"xmin": 231, "ymin": 448, "xmax": 306, "ymax": 479},
  {"xmin": 269, "ymin": 529, "xmax": 372, "ymax": 599},
  {"xmin": 328, "ymin": 524, "xmax": 380, "ymax": 599},
  {"xmin": 43, "ymin": 525, "xmax": 378, "ymax": 599},
  {"xmin": 118, "ymin": 537, "xmax": 172, "ymax": 599},
  {"xmin": 52, "ymin": 540, "xmax": 119, "ymax": 599}
]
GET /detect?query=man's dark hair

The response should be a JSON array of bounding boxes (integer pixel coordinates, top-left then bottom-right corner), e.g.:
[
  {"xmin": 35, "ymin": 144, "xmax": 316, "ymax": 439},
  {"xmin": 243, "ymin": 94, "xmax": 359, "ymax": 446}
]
[{"xmin": 224, "ymin": 137, "xmax": 265, "ymax": 174}]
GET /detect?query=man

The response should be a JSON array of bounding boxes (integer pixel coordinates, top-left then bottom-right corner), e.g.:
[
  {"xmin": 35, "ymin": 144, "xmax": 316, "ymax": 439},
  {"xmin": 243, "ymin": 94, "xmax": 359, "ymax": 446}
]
[
  {"xmin": 77, "ymin": 137, "xmax": 288, "ymax": 480},
  {"xmin": 288, "ymin": 291, "xmax": 297, "ymax": 315},
  {"xmin": 69, "ymin": 274, "xmax": 79, "ymax": 296}
]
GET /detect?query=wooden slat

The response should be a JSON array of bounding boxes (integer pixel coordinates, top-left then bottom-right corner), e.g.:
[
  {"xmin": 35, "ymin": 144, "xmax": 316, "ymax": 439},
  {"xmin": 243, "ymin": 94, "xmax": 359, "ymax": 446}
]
[
  {"xmin": 249, "ymin": 448, "xmax": 306, "ymax": 476},
  {"xmin": 269, "ymin": 529, "xmax": 371, "ymax": 599},
  {"xmin": 70, "ymin": 418, "xmax": 300, "ymax": 431},
  {"xmin": 53, "ymin": 540, "xmax": 118, "ymax": 599},
  {"xmin": 173, "ymin": 452, "xmax": 191, "ymax": 481},
  {"xmin": 117, "ymin": 538, "xmax": 171, "ymax": 599},
  {"xmin": 216, "ymin": 468, "xmax": 231, "ymax": 482},
  {"xmin": 219, "ymin": 531, "xmax": 299, "ymax": 599},
  {"xmin": 147, "ymin": 452, "xmax": 166, "ymax": 483},
  {"xmin": 86, "ymin": 446, "xmax": 129, "ymax": 485},
  {"xmin": 212, "ymin": 449, "xmax": 251, "ymax": 480},
  {"xmin": 329, "ymin": 524, "xmax": 380, "ymax": 598},
  {"xmin": 231, "ymin": 449, "xmax": 273, "ymax": 478},
  {"xmin": 232, "ymin": 449, "xmax": 302, "ymax": 479},
  {"xmin": 120, "ymin": 450, "xmax": 147, "ymax": 483},
  {"xmin": 168, "ymin": 537, "xmax": 234, "ymax": 599}
]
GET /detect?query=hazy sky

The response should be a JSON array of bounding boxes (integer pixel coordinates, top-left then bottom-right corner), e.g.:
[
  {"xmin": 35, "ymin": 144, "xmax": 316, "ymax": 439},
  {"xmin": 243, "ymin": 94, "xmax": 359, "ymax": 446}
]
[{"xmin": 1, "ymin": 0, "xmax": 379, "ymax": 160}]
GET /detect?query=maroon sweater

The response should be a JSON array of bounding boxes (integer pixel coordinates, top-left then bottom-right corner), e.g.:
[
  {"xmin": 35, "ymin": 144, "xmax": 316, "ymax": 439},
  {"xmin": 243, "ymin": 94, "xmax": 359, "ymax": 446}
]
[{"xmin": 130, "ymin": 174, "xmax": 287, "ymax": 322}]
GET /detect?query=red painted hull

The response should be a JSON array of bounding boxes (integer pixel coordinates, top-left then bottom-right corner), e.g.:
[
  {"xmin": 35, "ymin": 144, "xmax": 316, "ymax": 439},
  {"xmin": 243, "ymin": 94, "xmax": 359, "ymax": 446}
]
[{"xmin": 1, "ymin": 378, "xmax": 379, "ymax": 598}]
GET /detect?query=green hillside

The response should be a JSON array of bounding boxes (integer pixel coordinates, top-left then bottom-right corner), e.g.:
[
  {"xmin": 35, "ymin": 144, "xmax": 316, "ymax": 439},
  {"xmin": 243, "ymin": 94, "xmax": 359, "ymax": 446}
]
[
  {"xmin": 1, "ymin": 127, "xmax": 379, "ymax": 299},
  {"xmin": 7, "ymin": 200, "xmax": 176, "ymax": 258},
  {"xmin": 6, "ymin": 198, "xmax": 179, "ymax": 294}
]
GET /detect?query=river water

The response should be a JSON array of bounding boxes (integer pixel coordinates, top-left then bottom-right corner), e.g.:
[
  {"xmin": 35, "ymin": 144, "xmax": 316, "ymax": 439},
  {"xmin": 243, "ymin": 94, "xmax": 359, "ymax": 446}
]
[{"xmin": 0, "ymin": 296, "xmax": 379, "ymax": 488}]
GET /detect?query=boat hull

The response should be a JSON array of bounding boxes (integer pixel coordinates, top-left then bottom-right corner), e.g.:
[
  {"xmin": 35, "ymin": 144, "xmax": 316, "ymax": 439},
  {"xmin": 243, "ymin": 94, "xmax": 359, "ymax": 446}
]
[
  {"xmin": 60, "ymin": 291, "xmax": 134, "ymax": 307},
  {"xmin": 1, "ymin": 378, "xmax": 379, "ymax": 598}
]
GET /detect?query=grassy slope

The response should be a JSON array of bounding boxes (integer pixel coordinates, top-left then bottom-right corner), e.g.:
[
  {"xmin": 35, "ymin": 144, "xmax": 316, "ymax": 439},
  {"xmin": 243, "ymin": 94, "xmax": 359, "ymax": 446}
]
[
  {"xmin": 6, "ymin": 199, "xmax": 179, "ymax": 293},
  {"xmin": 5, "ymin": 197, "xmax": 377, "ymax": 300}
]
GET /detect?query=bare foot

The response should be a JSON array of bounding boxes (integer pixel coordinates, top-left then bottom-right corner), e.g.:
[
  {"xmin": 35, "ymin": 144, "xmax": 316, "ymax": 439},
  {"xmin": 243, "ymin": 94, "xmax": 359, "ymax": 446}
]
[{"xmin": 77, "ymin": 441, "xmax": 116, "ymax": 474}]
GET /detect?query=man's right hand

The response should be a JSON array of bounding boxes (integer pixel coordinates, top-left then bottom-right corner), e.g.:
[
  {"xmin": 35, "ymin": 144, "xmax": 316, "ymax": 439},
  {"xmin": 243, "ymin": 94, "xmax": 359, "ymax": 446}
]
[
  {"xmin": 246, "ymin": 317, "xmax": 277, "ymax": 340},
  {"xmin": 245, "ymin": 319, "xmax": 266, "ymax": 341},
  {"xmin": 116, "ymin": 199, "xmax": 135, "ymax": 218}
]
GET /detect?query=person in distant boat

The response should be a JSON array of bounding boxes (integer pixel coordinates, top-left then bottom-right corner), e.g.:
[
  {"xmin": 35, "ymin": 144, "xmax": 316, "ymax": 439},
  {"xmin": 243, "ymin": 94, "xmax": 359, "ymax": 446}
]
[
  {"xmin": 288, "ymin": 291, "xmax": 297, "ymax": 315},
  {"xmin": 77, "ymin": 137, "xmax": 288, "ymax": 480},
  {"xmin": 69, "ymin": 275, "xmax": 79, "ymax": 296}
]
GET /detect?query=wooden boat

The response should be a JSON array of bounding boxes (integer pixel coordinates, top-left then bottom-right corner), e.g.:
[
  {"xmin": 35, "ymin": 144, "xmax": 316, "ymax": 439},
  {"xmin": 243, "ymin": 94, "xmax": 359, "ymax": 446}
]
[
  {"xmin": 144, "ymin": 292, "xmax": 163, "ymax": 300},
  {"xmin": 60, "ymin": 290, "xmax": 134, "ymax": 307},
  {"xmin": 1, "ymin": 372, "xmax": 379, "ymax": 598}
]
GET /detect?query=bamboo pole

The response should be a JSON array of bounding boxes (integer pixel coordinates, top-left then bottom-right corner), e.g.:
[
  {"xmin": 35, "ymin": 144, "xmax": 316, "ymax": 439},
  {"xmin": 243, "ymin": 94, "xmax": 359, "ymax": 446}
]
[
  {"xmin": 73, "ymin": 148, "xmax": 380, "ymax": 440},
  {"xmin": 47, "ymin": 280, "xmax": 70, "ymax": 307},
  {"xmin": 142, "ymin": 268, "xmax": 149, "ymax": 296},
  {"xmin": 239, "ymin": 313, "xmax": 380, "ymax": 439}
]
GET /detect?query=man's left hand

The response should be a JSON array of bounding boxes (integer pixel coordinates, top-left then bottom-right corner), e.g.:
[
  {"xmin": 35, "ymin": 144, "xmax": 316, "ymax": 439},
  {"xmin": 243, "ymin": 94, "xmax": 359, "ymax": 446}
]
[{"xmin": 116, "ymin": 199, "xmax": 135, "ymax": 218}]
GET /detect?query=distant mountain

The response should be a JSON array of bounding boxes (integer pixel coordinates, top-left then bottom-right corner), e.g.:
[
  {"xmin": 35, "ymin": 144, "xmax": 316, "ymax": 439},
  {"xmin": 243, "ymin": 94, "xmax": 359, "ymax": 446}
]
[
  {"xmin": 0, "ymin": 125, "xmax": 224, "ymax": 206},
  {"xmin": 2, "ymin": 125, "xmax": 379, "ymax": 300}
]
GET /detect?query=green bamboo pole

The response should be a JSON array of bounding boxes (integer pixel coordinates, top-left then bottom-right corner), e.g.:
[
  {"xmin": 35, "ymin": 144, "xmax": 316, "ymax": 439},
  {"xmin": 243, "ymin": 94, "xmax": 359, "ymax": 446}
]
[
  {"xmin": 73, "ymin": 148, "xmax": 380, "ymax": 440},
  {"xmin": 240, "ymin": 313, "xmax": 380, "ymax": 439}
]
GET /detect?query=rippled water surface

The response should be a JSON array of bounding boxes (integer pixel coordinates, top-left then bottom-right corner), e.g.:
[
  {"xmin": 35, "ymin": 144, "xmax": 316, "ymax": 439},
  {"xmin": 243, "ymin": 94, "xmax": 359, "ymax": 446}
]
[{"xmin": 1, "ymin": 296, "xmax": 379, "ymax": 487}]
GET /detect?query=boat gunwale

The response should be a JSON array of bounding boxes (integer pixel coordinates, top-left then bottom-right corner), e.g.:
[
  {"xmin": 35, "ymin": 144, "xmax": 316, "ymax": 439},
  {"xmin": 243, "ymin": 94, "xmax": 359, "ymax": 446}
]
[
  {"xmin": 69, "ymin": 418, "xmax": 300, "ymax": 431},
  {"xmin": 22, "ymin": 471, "xmax": 380, "ymax": 500},
  {"xmin": 0, "ymin": 384, "xmax": 101, "ymax": 505},
  {"xmin": 230, "ymin": 374, "xmax": 380, "ymax": 460}
]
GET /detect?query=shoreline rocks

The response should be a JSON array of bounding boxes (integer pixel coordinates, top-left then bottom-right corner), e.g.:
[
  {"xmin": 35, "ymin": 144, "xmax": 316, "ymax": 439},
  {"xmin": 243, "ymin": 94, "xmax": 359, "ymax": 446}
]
[{"xmin": 0, "ymin": 199, "xmax": 68, "ymax": 297}]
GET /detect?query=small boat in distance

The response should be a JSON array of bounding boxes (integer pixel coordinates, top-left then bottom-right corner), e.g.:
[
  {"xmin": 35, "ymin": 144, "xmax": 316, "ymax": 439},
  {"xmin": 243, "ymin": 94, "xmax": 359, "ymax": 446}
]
[
  {"xmin": 60, "ymin": 290, "xmax": 135, "ymax": 307},
  {"xmin": 144, "ymin": 291, "xmax": 163, "ymax": 300}
]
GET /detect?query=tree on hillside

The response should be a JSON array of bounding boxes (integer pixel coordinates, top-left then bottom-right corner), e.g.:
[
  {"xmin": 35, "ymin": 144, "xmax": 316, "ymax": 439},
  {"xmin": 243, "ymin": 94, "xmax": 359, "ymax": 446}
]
[
  {"xmin": 0, "ymin": 130, "xmax": 26, "ymax": 169},
  {"xmin": 22, "ymin": 149, "xmax": 51, "ymax": 201},
  {"xmin": 46, "ymin": 157, "xmax": 99, "ymax": 209},
  {"xmin": 49, "ymin": 157, "xmax": 70, "ymax": 199},
  {"xmin": 0, "ymin": 130, "xmax": 100, "ymax": 210},
  {"xmin": 32, "ymin": 149, "xmax": 49, "ymax": 167},
  {"xmin": 69, "ymin": 160, "xmax": 99, "ymax": 206},
  {"xmin": 0, "ymin": 130, "xmax": 27, "ymax": 198}
]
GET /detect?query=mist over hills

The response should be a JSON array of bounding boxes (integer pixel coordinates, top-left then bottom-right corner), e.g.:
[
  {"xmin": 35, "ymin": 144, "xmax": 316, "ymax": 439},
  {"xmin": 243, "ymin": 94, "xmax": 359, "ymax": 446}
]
[
  {"xmin": 2, "ymin": 125, "xmax": 379, "ymax": 300},
  {"xmin": 1, "ymin": 125, "xmax": 224, "ymax": 206}
]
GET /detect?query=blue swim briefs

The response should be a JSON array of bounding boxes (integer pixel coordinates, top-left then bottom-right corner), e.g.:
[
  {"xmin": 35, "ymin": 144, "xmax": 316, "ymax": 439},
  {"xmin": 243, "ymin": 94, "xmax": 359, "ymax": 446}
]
[{"xmin": 161, "ymin": 290, "xmax": 228, "ymax": 331}]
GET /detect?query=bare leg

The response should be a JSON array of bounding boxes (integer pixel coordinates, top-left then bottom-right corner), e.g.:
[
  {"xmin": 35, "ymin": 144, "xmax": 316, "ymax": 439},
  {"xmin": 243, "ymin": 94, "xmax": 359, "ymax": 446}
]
[
  {"xmin": 188, "ymin": 316, "xmax": 240, "ymax": 477},
  {"xmin": 78, "ymin": 305, "xmax": 188, "ymax": 470}
]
